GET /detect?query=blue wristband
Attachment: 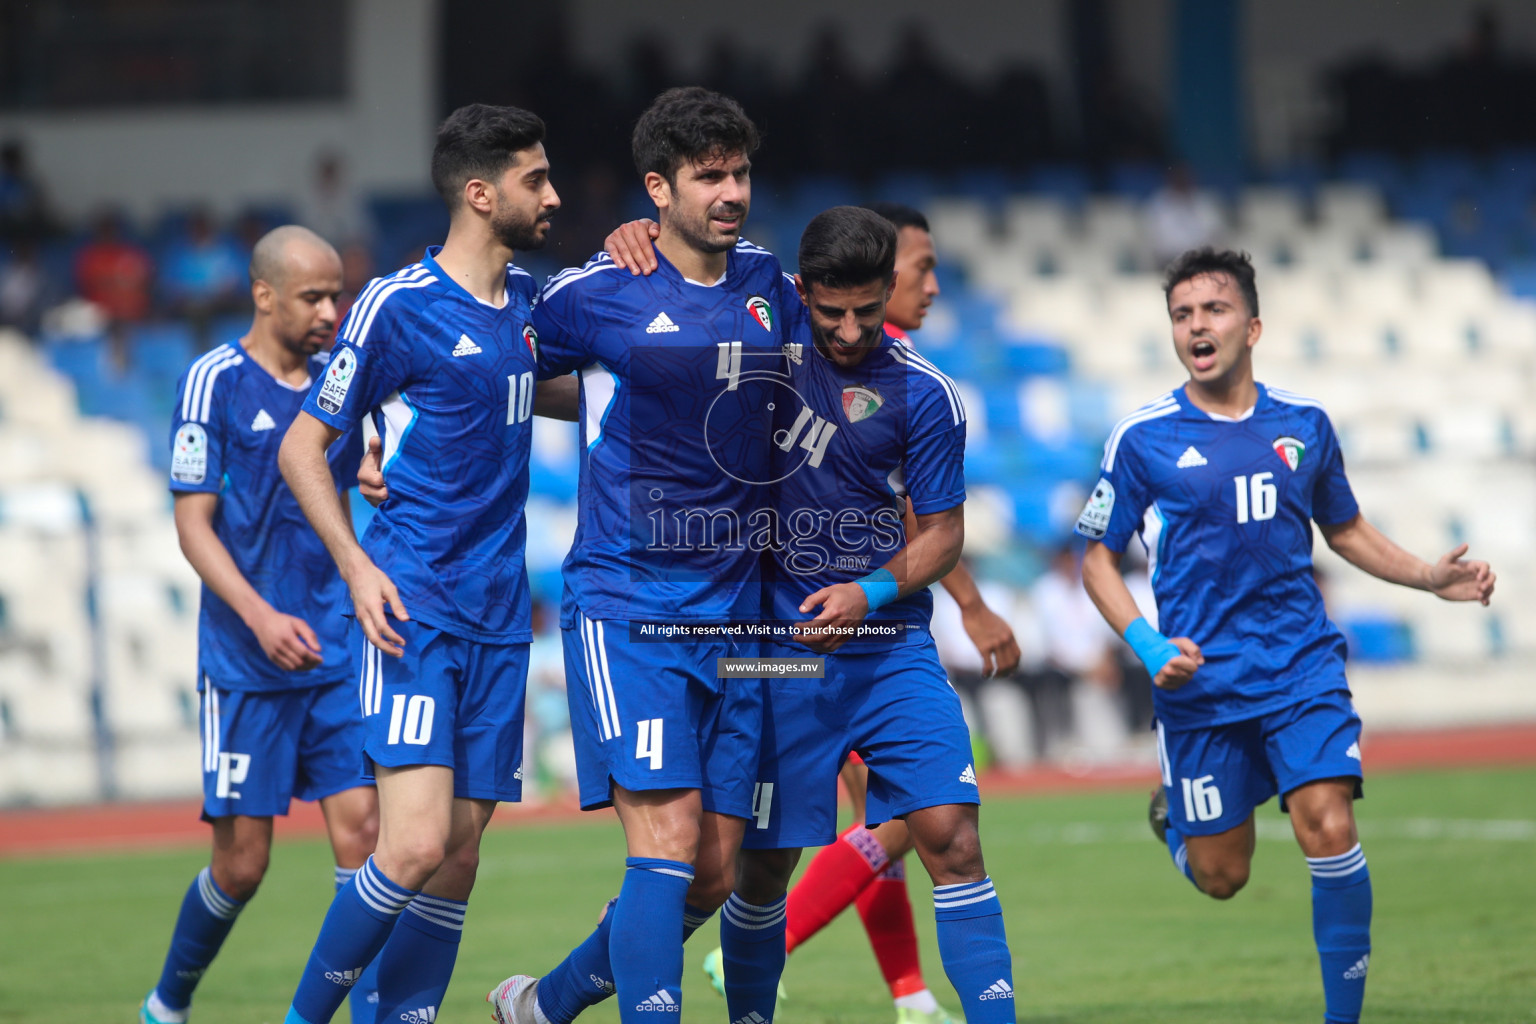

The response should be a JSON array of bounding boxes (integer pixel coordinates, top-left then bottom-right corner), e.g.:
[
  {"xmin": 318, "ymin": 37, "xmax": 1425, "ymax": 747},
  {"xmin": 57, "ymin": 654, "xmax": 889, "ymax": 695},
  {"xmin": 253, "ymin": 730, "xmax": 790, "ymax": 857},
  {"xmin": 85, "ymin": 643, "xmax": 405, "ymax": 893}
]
[
  {"xmin": 856, "ymin": 568, "xmax": 900, "ymax": 612},
  {"xmin": 1123, "ymin": 617, "xmax": 1179, "ymax": 677}
]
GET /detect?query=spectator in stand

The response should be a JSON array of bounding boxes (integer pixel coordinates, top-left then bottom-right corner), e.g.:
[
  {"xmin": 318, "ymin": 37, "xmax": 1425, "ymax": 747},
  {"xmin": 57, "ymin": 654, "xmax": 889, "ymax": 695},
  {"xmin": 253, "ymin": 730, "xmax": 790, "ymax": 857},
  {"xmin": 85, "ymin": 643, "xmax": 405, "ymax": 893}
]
[
  {"xmin": 0, "ymin": 139, "xmax": 52, "ymax": 242},
  {"xmin": 931, "ymin": 572, "xmax": 1040, "ymax": 767},
  {"xmin": 1146, "ymin": 164, "xmax": 1226, "ymax": 268},
  {"xmin": 335, "ymin": 240, "xmax": 375, "ymax": 322},
  {"xmin": 0, "ymin": 237, "xmax": 56, "ymax": 337},
  {"xmin": 1029, "ymin": 542, "xmax": 1130, "ymax": 761},
  {"xmin": 159, "ymin": 208, "xmax": 247, "ymax": 347},
  {"xmin": 300, "ymin": 151, "xmax": 370, "ymax": 248},
  {"xmin": 75, "ymin": 209, "xmax": 155, "ymax": 358}
]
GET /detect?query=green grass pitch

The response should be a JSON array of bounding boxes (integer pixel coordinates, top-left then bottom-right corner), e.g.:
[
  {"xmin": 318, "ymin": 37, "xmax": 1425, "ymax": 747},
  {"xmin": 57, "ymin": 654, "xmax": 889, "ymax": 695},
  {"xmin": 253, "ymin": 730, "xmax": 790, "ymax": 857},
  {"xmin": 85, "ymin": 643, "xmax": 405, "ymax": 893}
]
[{"xmin": 2, "ymin": 766, "xmax": 1532, "ymax": 1023}]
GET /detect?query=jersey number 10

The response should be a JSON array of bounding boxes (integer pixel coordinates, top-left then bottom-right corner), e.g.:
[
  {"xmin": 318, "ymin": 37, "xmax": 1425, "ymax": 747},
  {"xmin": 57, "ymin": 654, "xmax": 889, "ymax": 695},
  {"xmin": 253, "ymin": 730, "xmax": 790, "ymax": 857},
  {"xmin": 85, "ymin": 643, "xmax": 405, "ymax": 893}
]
[
  {"xmin": 506, "ymin": 372, "xmax": 535, "ymax": 425},
  {"xmin": 1233, "ymin": 472, "xmax": 1277, "ymax": 524}
]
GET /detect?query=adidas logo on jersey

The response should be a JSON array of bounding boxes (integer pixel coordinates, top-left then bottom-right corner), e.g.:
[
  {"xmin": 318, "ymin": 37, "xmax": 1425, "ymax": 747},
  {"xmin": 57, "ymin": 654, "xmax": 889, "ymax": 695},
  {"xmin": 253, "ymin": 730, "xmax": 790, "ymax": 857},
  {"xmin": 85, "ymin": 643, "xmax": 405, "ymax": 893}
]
[
  {"xmin": 959, "ymin": 764, "xmax": 978, "ymax": 785},
  {"xmin": 452, "ymin": 334, "xmax": 482, "ymax": 356},
  {"xmin": 646, "ymin": 311, "xmax": 681, "ymax": 333},
  {"xmin": 1176, "ymin": 446, "xmax": 1208, "ymax": 468},
  {"xmin": 398, "ymin": 1007, "xmax": 437, "ymax": 1023},
  {"xmin": 1346, "ymin": 741, "xmax": 1361, "ymax": 761},
  {"xmin": 636, "ymin": 989, "xmax": 680, "ymax": 1011},
  {"xmin": 250, "ymin": 409, "xmax": 276, "ymax": 432},
  {"xmin": 979, "ymin": 979, "xmax": 1014, "ymax": 1000},
  {"xmin": 1343, "ymin": 954, "xmax": 1370, "ymax": 980},
  {"xmin": 324, "ymin": 967, "xmax": 364, "ymax": 987},
  {"xmin": 732, "ymin": 1013, "xmax": 769, "ymax": 1024}
]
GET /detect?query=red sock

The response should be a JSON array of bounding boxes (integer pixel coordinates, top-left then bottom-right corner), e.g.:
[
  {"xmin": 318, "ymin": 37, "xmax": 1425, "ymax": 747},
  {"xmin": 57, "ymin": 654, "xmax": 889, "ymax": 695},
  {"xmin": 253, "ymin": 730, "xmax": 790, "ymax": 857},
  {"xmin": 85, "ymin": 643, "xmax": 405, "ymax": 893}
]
[
  {"xmin": 785, "ymin": 825, "xmax": 888, "ymax": 952},
  {"xmin": 855, "ymin": 859, "xmax": 927, "ymax": 998}
]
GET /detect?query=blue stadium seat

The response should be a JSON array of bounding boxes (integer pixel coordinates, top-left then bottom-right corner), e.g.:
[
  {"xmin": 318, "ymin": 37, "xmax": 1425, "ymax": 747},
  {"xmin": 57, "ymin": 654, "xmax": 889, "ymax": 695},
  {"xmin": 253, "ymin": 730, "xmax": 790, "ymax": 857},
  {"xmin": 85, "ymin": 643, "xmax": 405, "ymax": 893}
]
[
  {"xmin": 529, "ymin": 459, "xmax": 578, "ymax": 504},
  {"xmin": 1500, "ymin": 260, "xmax": 1536, "ymax": 299},
  {"xmin": 999, "ymin": 337, "xmax": 1069, "ymax": 377},
  {"xmin": 949, "ymin": 168, "xmax": 1015, "ymax": 208},
  {"xmin": 1107, "ymin": 162, "xmax": 1165, "ymax": 201},
  {"xmin": 1264, "ymin": 159, "xmax": 1324, "ymax": 199},
  {"xmin": 871, "ymin": 171, "xmax": 941, "ymax": 208},
  {"xmin": 45, "ymin": 336, "xmax": 113, "ymax": 406},
  {"xmin": 1023, "ymin": 164, "xmax": 1090, "ymax": 208},
  {"xmin": 1341, "ymin": 613, "xmax": 1414, "ymax": 664},
  {"xmin": 1336, "ymin": 151, "xmax": 1408, "ymax": 206},
  {"xmin": 130, "ymin": 322, "xmax": 196, "ymax": 380}
]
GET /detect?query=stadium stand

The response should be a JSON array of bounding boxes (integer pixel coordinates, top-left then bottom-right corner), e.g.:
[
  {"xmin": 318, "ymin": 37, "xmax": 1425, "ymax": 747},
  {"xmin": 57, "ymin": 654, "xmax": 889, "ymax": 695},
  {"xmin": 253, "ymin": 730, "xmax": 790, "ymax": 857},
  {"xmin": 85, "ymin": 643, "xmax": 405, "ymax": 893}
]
[{"xmin": 3, "ymin": 151, "xmax": 1534, "ymax": 803}]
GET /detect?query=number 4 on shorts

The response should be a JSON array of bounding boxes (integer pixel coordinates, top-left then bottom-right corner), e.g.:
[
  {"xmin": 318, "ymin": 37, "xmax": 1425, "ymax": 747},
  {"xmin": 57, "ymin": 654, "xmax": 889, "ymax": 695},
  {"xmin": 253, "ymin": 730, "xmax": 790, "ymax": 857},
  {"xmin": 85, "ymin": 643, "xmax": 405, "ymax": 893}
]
[{"xmin": 636, "ymin": 718, "xmax": 663, "ymax": 770}]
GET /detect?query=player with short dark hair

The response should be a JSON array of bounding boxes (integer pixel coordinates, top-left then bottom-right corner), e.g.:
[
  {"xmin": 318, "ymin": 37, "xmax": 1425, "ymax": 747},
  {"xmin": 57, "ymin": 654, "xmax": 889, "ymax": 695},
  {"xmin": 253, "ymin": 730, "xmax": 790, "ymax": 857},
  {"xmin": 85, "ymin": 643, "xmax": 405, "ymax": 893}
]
[
  {"xmin": 742, "ymin": 199, "xmax": 1017, "ymax": 1024},
  {"xmin": 486, "ymin": 86, "xmax": 803, "ymax": 1024},
  {"xmin": 141, "ymin": 226, "xmax": 378, "ymax": 1024},
  {"xmin": 276, "ymin": 103, "xmax": 560, "ymax": 1024},
  {"xmin": 737, "ymin": 206, "xmax": 1016, "ymax": 1024},
  {"xmin": 1077, "ymin": 246, "xmax": 1495, "ymax": 1024}
]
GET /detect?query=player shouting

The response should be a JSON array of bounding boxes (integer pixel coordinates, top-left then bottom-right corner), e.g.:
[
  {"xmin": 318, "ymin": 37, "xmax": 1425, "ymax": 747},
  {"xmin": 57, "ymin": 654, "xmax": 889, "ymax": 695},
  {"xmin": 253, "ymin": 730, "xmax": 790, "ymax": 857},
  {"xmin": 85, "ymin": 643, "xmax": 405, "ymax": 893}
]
[{"xmin": 1076, "ymin": 247, "xmax": 1495, "ymax": 1024}]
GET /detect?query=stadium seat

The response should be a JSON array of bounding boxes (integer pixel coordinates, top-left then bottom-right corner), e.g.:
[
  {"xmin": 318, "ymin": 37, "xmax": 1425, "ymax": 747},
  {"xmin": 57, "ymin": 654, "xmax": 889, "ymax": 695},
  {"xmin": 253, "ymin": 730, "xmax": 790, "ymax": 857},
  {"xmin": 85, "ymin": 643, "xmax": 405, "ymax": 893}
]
[
  {"xmin": 1316, "ymin": 183, "xmax": 1388, "ymax": 231},
  {"xmin": 1364, "ymin": 223, "xmax": 1439, "ymax": 266},
  {"xmin": 6, "ymin": 685, "xmax": 94, "ymax": 743},
  {"xmin": 114, "ymin": 733, "xmax": 202, "ymax": 800},
  {"xmin": 1238, "ymin": 185, "xmax": 1307, "ymax": 239}
]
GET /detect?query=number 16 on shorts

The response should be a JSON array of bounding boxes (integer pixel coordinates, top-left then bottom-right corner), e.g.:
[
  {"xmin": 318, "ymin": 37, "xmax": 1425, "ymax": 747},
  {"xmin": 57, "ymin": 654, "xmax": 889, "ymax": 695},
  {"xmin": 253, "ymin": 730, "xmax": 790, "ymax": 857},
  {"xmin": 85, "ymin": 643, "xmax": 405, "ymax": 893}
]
[{"xmin": 1180, "ymin": 774, "xmax": 1224, "ymax": 823}]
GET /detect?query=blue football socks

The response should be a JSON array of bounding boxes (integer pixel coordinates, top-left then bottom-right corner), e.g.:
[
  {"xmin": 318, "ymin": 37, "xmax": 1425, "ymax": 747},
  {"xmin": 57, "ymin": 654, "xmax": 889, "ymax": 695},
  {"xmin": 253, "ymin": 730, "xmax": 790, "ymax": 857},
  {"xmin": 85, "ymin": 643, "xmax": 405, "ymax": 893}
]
[
  {"xmin": 1308, "ymin": 844, "xmax": 1372, "ymax": 1024},
  {"xmin": 933, "ymin": 878, "xmax": 1015, "ymax": 1024}
]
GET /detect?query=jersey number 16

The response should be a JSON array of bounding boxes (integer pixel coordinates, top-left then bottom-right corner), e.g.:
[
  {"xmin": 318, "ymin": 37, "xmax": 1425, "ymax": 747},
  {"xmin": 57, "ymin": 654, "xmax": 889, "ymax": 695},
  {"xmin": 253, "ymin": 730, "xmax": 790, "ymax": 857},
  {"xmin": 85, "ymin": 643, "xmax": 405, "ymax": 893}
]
[{"xmin": 1233, "ymin": 472, "xmax": 1277, "ymax": 524}]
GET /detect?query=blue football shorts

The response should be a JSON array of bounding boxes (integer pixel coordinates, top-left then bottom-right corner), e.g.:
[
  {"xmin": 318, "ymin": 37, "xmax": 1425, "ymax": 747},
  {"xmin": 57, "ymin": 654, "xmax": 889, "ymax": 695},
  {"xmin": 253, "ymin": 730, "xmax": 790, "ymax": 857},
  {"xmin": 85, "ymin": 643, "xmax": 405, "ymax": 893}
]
[
  {"xmin": 562, "ymin": 610, "xmax": 760, "ymax": 818},
  {"xmin": 354, "ymin": 618, "xmax": 529, "ymax": 802},
  {"xmin": 1156, "ymin": 689, "xmax": 1365, "ymax": 836},
  {"xmin": 198, "ymin": 673, "xmax": 369, "ymax": 820},
  {"xmin": 742, "ymin": 631, "xmax": 979, "ymax": 850}
]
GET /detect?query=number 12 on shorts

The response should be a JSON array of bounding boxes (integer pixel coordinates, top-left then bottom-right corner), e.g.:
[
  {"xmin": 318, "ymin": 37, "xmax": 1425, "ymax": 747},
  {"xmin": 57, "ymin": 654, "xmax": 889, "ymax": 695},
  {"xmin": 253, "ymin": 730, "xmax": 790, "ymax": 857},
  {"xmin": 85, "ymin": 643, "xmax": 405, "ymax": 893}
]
[
  {"xmin": 636, "ymin": 718, "xmax": 663, "ymax": 770},
  {"xmin": 1181, "ymin": 774, "xmax": 1224, "ymax": 822}
]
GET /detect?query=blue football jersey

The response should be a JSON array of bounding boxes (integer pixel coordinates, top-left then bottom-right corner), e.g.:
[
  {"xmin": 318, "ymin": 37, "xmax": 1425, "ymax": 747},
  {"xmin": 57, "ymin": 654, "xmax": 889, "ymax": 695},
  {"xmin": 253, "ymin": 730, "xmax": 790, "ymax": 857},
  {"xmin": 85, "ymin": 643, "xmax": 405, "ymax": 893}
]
[
  {"xmin": 301, "ymin": 248, "xmax": 539, "ymax": 643},
  {"xmin": 169, "ymin": 341, "xmax": 363, "ymax": 692},
  {"xmin": 532, "ymin": 239, "xmax": 803, "ymax": 626},
  {"xmin": 766, "ymin": 336, "xmax": 968, "ymax": 630},
  {"xmin": 1075, "ymin": 383, "xmax": 1360, "ymax": 730}
]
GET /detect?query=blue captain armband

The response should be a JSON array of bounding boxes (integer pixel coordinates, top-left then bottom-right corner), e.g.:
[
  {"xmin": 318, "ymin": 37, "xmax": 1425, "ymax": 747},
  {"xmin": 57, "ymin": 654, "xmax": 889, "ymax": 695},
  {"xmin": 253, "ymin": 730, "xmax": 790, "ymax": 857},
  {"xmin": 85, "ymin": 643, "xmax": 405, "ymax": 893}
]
[
  {"xmin": 855, "ymin": 568, "xmax": 900, "ymax": 612},
  {"xmin": 1123, "ymin": 617, "xmax": 1179, "ymax": 677}
]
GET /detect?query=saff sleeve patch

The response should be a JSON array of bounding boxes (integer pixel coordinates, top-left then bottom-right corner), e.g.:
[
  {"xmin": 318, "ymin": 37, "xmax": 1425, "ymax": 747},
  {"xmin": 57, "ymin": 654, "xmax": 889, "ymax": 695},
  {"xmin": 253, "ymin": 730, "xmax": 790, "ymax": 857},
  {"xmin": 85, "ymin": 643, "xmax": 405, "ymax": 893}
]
[
  {"xmin": 316, "ymin": 347, "xmax": 357, "ymax": 415},
  {"xmin": 1075, "ymin": 476, "xmax": 1116, "ymax": 539},
  {"xmin": 171, "ymin": 423, "xmax": 208, "ymax": 484}
]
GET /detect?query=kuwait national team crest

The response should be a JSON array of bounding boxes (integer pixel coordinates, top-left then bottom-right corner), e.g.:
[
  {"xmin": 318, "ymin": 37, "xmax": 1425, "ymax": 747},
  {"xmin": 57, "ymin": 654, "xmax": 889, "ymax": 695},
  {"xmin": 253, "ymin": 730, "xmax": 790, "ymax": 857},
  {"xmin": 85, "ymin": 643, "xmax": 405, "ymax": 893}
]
[
  {"xmin": 746, "ymin": 295, "xmax": 773, "ymax": 332},
  {"xmin": 1273, "ymin": 435, "xmax": 1306, "ymax": 470},
  {"xmin": 522, "ymin": 324, "xmax": 539, "ymax": 361},
  {"xmin": 842, "ymin": 385, "xmax": 883, "ymax": 422}
]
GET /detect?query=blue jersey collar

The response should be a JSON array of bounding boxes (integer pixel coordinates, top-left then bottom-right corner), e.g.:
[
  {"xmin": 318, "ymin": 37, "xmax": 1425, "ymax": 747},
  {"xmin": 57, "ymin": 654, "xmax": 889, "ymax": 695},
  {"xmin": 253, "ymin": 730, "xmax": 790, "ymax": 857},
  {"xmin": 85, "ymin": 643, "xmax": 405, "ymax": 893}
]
[
  {"xmin": 1176, "ymin": 380, "xmax": 1267, "ymax": 422},
  {"xmin": 421, "ymin": 245, "xmax": 516, "ymax": 309}
]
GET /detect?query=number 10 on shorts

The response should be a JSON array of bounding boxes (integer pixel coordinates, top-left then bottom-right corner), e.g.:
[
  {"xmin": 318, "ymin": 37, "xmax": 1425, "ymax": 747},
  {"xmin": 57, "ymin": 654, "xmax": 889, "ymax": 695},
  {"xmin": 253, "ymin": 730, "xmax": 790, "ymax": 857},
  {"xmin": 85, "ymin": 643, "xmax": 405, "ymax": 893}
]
[
  {"xmin": 387, "ymin": 694, "xmax": 435, "ymax": 746},
  {"xmin": 1181, "ymin": 774, "xmax": 1224, "ymax": 822}
]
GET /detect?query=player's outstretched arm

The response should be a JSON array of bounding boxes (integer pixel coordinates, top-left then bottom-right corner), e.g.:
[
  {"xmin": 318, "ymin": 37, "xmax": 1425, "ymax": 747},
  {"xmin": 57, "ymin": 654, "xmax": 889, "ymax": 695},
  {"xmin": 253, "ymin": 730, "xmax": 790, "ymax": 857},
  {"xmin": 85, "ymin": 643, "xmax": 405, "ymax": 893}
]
[
  {"xmin": 173, "ymin": 492, "xmax": 322, "ymax": 671},
  {"xmin": 905, "ymin": 497, "xmax": 1020, "ymax": 674},
  {"xmin": 603, "ymin": 219, "xmax": 660, "ymax": 274},
  {"xmin": 1081, "ymin": 541, "xmax": 1203, "ymax": 690},
  {"xmin": 1320, "ymin": 513, "xmax": 1496, "ymax": 605},
  {"xmin": 796, "ymin": 504, "xmax": 965, "ymax": 654},
  {"xmin": 281, "ymin": 411, "xmax": 410, "ymax": 655}
]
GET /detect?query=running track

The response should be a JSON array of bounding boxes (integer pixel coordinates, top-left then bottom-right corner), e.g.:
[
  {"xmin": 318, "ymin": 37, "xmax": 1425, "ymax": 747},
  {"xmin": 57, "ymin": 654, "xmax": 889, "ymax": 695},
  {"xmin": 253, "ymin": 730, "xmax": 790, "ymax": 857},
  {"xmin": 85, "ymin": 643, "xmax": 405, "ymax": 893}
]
[{"xmin": 2, "ymin": 724, "xmax": 1533, "ymax": 859}]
